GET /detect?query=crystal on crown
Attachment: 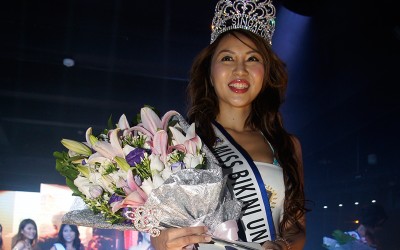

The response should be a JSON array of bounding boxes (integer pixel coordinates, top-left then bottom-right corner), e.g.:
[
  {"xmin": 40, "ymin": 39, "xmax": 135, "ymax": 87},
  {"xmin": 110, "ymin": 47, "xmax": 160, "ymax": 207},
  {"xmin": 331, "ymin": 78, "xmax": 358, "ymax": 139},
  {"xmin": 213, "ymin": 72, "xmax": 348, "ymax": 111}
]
[{"xmin": 210, "ymin": 0, "xmax": 276, "ymax": 45}]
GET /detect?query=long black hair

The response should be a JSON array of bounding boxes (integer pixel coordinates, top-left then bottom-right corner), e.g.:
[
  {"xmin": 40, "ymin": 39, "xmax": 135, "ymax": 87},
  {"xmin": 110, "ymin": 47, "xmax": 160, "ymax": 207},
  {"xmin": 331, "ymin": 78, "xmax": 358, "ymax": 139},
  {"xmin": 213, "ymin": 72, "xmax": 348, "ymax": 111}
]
[
  {"xmin": 57, "ymin": 224, "xmax": 82, "ymax": 249},
  {"xmin": 187, "ymin": 29, "xmax": 306, "ymax": 236}
]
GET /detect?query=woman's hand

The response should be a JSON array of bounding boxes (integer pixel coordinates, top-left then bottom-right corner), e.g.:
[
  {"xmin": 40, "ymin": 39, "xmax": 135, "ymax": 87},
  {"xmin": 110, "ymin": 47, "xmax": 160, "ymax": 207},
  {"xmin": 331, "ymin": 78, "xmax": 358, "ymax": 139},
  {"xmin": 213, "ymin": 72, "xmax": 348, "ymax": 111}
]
[{"xmin": 150, "ymin": 226, "xmax": 212, "ymax": 250}]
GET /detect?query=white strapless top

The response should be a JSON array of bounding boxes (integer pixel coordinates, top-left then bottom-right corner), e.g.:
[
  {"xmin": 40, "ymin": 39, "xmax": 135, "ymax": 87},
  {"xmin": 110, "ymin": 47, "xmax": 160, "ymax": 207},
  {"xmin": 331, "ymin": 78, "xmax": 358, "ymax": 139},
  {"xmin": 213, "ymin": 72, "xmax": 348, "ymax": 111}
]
[{"xmin": 254, "ymin": 161, "xmax": 285, "ymax": 235}]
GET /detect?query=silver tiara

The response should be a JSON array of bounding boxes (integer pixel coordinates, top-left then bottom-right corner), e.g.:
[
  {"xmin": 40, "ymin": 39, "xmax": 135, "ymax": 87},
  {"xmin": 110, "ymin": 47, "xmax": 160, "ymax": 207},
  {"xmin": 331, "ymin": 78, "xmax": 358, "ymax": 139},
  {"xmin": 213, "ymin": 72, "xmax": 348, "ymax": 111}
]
[{"xmin": 210, "ymin": 0, "xmax": 276, "ymax": 44}]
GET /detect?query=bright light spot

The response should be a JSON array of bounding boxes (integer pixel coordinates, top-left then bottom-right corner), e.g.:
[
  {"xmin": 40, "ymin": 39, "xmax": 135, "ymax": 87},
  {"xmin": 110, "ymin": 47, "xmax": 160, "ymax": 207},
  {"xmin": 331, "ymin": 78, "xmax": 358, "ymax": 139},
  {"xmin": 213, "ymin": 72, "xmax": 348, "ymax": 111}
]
[
  {"xmin": 63, "ymin": 58, "xmax": 75, "ymax": 67},
  {"xmin": 354, "ymin": 220, "xmax": 359, "ymax": 224},
  {"xmin": 355, "ymin": 202, "xmax": 359, "ymax": 205},
  {"xmin": 372, "ymin": 200, "xmax": 376, "ymax": 203},
  {"xmin": 323, "ymin": 205, "xmax": 328, "ymax": 209},
  {"xmin": 339, "ymin": 204, "xmax": 343, "ymax": 207}
]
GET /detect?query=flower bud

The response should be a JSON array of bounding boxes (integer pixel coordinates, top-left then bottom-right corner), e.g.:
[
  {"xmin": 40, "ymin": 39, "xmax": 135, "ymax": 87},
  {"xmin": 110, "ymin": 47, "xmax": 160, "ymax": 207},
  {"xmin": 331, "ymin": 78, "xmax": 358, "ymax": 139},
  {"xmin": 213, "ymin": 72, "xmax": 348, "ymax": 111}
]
[
  {"xmin": 61, "ymin": 139, "xmax": 92, "ymax": 156},
  {"xmin": 89, "ymin": 185, "xmax": 103, "ymax": 198},
  {"xmin": 114, "ymin": 156, "xmax": 131, "ymax": 172}
]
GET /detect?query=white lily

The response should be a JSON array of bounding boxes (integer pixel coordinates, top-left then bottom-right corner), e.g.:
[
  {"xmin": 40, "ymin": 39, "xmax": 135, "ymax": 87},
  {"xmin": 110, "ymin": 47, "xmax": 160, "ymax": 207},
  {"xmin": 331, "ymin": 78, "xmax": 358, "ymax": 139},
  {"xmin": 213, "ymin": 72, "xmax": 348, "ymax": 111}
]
[
  {"xmin": 183, "ymin": 154, "xmax": 204, "ymax": 169},
  {"xmin": 149, "ymin": 154, "xmax": 165, "ymax": 172},
  {"xmin": 74, "ymin": 176, "xmax": 92, "ymax": 198},
  {"xmin": 117, "ymin": 114, "xmax": 130, "ymax": 130},
  {"xmin": 100, "ymin": 175, "xmax": 116, "ymax": 194},
  {"xmin": 140, "ymin": 178, "xmax": 155, "ymax": 196}
]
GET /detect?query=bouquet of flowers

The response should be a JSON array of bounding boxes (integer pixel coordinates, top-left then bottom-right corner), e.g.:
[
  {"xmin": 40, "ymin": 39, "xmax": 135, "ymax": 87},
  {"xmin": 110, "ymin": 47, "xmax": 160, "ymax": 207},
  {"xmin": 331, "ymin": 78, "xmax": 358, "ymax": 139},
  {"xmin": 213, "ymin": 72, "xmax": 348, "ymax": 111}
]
[
  {"xmin": 323, "ymin": 230, "xmax": 376, "ymax": 250},
  {"xmin": 55, "ymin": 106, "xmax": 242, "ymax": 238}
]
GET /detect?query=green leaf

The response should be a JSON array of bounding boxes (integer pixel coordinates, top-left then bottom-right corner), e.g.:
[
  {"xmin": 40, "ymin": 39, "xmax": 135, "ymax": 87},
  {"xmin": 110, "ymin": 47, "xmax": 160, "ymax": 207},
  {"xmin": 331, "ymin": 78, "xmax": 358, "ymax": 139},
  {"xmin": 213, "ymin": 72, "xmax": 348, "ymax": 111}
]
[
  {"xmin": 195, "ymin": 164, "xmax": 206, "ymax": 169},
  {"xmin": 332, "ymin": 230, "xmax": 355, "ymax": 245},
  {"xmin": 66, "ymin": 178, "xmax": 82, "ymax": 196},
  {"xmin": 107, "ymin": 114, "xmax": 114, "ymax": 130}
]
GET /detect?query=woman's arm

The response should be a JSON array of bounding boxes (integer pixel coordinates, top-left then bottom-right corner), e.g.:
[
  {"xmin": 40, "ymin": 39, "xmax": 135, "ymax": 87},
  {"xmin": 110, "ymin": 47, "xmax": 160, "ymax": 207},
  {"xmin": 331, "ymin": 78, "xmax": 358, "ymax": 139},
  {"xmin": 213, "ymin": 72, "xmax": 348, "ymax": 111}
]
[
  {"xmin": 283, "ymin": 136, "xmax": 306, "ymax": 249},
  {"xmin": 150, "ymin": 226, "xmax": 211, "ymax": 250},
  {"xmin": 262, "ymin": 136, "xmax": 306, "ymax": 250}
]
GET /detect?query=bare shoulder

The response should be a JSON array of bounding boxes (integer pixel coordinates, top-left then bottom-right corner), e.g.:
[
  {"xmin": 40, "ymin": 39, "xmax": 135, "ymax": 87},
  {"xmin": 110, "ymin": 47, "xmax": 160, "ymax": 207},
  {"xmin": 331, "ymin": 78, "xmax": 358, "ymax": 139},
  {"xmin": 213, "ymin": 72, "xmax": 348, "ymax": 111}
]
[{"xmin": 12, "ymin": 241, "xmax": 24, "ymax": 250}]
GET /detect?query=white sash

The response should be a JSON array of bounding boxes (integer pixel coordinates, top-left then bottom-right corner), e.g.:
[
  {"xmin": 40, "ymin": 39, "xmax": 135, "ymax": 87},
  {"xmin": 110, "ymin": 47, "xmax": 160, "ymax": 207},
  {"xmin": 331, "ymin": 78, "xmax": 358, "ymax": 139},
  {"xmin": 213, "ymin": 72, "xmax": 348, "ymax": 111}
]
[
  {"xmin": 53, "ymin": 243, "xmax": 66, "ymax": 250},
  {"xmin": 212, "ymin": 122, "xmax": 276, "ymax": 243}
]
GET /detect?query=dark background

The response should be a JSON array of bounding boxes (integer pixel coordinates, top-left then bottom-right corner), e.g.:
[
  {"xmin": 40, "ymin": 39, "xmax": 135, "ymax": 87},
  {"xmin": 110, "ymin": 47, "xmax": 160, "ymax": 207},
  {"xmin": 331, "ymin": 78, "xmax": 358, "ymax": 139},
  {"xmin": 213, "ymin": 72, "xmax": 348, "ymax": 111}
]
[{"xmin": 1, "ymin": 0, "xmax": 399, "ymax": 249}]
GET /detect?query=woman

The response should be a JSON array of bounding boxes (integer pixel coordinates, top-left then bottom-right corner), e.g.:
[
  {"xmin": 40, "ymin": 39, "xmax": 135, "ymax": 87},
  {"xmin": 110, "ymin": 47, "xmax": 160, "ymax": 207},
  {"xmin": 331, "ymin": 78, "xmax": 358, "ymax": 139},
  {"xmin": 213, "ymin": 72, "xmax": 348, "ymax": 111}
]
[
  {"xmin": 0, "ymin": 223, "xmax": 4, "ymax": 250},
  {"xmin": 12, "ymin": 219, "xmax": 38, "ymax": 250},
  {"xmin": 151, "ymin": 0, "xmax": 306, "ymax": 249},
  {"xmin": 50, "ymin": 224, "xmax": 84, "ymax": 250}
]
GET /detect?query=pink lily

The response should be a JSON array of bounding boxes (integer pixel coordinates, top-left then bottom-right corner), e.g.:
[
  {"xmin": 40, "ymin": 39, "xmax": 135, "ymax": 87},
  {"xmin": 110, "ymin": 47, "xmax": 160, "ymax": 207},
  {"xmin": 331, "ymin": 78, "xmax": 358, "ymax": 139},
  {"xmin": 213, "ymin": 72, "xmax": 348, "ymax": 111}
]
[
  {"xmin": 169, "ymin": 123, "xmax": 202, "ymax": 155},
  {"xmin": 151, "ymin": 130, "xmax": 169, "ymax": 163},
  {"xmin": 111, "ymin": 191, "xmax": 147, "ymax": 213},
  {"xmin": 126, "ymin": 170, "xmax": 148, "ymax": 200},
  {"xmin": 89, "ymin": 128, "xmax": 124, "ymax": 160},
  {"xmin": 111, "ymin": 170, "xmax": 148, "ymax": 213},
  {"xmin": 131, "ymin": 107, "xmax": 179, "ymax": 139}
]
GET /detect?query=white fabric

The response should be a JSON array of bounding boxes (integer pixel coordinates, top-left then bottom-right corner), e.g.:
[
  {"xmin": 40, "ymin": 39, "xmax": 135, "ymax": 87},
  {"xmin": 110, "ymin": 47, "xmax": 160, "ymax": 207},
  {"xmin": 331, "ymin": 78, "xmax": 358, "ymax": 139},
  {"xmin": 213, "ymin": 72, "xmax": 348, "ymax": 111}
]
[
  {"xmin": 53, "ymin": 243, "xmax": 66, "ymax": 250},
  {"xmin": 253, "ymin": 161, "xmax": 285, "ymax": 235}
]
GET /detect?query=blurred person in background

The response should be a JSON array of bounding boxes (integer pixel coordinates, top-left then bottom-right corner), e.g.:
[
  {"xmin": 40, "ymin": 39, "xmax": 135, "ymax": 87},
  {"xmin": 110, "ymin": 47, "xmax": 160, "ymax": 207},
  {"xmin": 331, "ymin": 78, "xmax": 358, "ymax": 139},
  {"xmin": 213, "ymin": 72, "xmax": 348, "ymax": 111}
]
[
  {"xmin": 50, "ymin": 224, "xmax": 84, "ymax": 250},
  {"xmin": 12, "ymin": 218, "xmax": 38, "ymax": 250},
  {"xmin": 0, "ymin": 223, "xmax": 4, "ymax": 250}
]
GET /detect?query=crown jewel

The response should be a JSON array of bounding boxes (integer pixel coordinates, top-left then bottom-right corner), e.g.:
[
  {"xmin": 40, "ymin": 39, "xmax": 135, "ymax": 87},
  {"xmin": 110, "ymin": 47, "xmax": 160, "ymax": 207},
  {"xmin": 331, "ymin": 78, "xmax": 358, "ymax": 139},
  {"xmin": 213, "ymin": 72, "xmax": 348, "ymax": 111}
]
[{"xmin": 210, "ymin": 0, "xmax": 276, "ymax": 44}]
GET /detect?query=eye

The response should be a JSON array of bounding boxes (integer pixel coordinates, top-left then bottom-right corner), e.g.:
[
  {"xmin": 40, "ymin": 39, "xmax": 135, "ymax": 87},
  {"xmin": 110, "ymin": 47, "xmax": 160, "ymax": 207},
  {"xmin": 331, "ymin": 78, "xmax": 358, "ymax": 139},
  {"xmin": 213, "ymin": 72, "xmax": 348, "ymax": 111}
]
[
  {"xmin": 221, "ymin": 55, "xmax": 233, "ymax": 61},
  {"xmin": 248, "ymin": 56, "xmax": 260, "ymax": 62}
]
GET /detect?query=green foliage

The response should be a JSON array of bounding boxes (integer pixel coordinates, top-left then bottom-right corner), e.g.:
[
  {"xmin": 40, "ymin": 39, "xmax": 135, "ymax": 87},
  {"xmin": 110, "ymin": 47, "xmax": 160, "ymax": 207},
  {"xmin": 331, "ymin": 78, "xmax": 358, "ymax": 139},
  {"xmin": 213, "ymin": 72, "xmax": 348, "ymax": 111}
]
[
  {"xmin": 135, "ymin": 158, "xmax": 152, "ymax": 180},
  {"xmin": 332, "ymin": 230, "xmax": 355, "ymax": 245}
]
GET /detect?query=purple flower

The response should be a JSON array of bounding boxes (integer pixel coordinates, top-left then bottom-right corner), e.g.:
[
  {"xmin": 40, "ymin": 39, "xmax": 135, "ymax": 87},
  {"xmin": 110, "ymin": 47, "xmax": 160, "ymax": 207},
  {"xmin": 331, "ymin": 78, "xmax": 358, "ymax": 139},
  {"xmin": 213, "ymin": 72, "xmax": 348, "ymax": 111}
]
[
  {"xmin": 121, "ymin": 207, "xmax": 135, "ymax": 224},
  {"xmin": 108, "ymin": 193, "xmax": 123, "ymax": 204},
  {"xmin": 134, "ymin": 174, "xmax": 142, "ymax": 186},
  {"xmin": 171, "ymin": 161, "xmax": 185, "ymax": 172},
  {"xmin": 126, "ymin": 148, "xmax": 147, "ymax": 166}
]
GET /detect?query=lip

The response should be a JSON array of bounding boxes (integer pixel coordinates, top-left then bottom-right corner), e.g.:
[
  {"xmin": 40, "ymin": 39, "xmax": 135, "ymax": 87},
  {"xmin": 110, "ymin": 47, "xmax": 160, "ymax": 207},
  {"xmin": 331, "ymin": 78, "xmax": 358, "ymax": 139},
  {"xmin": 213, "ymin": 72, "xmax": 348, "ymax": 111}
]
[{"xmin": 228, "ymin": 79, "xmax": 250, "ymax": 93}]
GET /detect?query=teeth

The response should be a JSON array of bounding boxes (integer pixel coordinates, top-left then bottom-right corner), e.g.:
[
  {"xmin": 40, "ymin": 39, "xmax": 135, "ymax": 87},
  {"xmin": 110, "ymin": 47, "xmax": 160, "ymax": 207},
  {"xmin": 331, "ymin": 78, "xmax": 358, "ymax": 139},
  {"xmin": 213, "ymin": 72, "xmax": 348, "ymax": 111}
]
[{"xmin": 229, "ymin": 83, "xmax": 248, "ymax": 89}]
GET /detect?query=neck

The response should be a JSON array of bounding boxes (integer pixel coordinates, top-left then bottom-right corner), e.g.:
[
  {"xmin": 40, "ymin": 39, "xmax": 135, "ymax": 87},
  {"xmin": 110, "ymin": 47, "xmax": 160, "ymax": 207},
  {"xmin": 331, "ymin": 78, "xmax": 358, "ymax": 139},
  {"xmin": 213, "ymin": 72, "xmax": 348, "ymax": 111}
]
[
  {"xmin": 216, "ymin": 106, "xmax": 252, "ymax": 132},
  {"xmin": 66, "ymin": 242, "xmax": 74, "ymax": 249}
]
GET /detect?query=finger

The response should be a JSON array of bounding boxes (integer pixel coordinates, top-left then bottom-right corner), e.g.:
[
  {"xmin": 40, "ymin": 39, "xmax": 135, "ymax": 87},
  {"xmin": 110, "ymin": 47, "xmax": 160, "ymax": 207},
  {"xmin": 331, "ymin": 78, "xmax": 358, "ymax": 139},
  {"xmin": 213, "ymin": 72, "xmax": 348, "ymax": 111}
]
[
  {"xmin": 166, "ymin": 234, "xmax": 212, "ymax": 249},
  {"xmin": 168, "ymin": 226, "xmax": 208, "ymax": 239}
]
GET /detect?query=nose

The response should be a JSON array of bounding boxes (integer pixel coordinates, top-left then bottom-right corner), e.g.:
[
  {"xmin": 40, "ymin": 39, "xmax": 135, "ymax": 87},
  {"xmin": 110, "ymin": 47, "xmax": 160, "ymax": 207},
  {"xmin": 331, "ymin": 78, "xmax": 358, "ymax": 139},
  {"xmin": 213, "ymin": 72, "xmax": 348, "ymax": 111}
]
[{"xmin": 233, "ymin": 60, "xmax": 248, "ymax": 76}]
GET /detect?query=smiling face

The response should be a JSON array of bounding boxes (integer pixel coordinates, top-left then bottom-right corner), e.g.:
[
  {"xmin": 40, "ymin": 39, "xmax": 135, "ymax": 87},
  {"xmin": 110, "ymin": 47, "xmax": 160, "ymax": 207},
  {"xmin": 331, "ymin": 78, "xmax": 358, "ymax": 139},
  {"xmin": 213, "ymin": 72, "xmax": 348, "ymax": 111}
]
[
  {"xmin": 210, "ymin": 32, "xmax": 265, "ymax": 112},
  {"xmin": 62, "ymin": 225, "xmax": 76, "ymax": 243},
  {"xmin": 21, "ymin": 223, "xmax": 36, "ymax": 240}
]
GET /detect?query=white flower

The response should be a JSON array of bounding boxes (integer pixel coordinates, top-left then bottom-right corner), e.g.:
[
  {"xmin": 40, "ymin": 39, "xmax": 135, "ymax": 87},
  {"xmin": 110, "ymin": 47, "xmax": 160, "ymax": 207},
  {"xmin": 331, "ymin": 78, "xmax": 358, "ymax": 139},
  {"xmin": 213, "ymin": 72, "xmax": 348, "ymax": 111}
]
[
  {"xmin": 152, "ymin": 173, "xmax": 165, "ymax": 188},
  {"xmin": 149, "ymin": 154, "xmax": 165, "ymax": 172},
  {"xmin": 122, "ymin": 145, "xmax": 135, "ymax": 156},
  {"xmin": 183, "ymin": 154, "xmax": 204, "ymax": 169},
  {"xmin": 89, "ymin": 185, "xmax": 103, "ymax": 198},
  {"xmin": 161, "ymin": 167, "xmax": 172, "ymax": 180},
  {"xmin": 74, "ymin": 176, "xmax": 93, "ymax": 198},
  {"xmin": 140, "ymin": 178, "xmax": 155, "ymax": 196},
  {"xmin": 100, "ymin": 175, "xmax": 116, "ymax": 194}
]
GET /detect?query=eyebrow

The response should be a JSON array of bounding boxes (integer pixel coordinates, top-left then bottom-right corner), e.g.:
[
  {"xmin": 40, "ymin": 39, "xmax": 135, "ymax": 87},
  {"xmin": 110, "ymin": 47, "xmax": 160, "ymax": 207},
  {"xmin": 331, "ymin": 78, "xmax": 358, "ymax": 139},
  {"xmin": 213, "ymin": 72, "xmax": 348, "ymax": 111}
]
[{"xmin": 215, "ymin": 49, "xmax": 261, "ymax": 56}]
